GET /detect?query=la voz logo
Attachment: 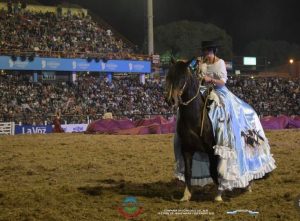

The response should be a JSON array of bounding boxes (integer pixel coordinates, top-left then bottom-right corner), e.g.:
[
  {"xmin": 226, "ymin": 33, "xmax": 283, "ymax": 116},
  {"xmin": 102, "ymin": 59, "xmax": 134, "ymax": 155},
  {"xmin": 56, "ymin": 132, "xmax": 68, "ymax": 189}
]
[
  {"xmin": 117, "ymin": 196, "xmax": 144, "ymax": 219},
  {"xmin": 22, "ymin": 126, "xmax": 47, "ymax": 134},
  {"xmin": 15, "ymin": 125, "xmax": 52, "ymax": 134}
]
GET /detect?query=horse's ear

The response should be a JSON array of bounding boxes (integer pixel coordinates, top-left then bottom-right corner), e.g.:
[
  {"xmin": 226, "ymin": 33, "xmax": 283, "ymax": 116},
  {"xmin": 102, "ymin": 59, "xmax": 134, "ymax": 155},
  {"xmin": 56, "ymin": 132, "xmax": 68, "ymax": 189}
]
[{"xmin": 171, "ymin": 56, "xmax": 176, "ymax": 64}]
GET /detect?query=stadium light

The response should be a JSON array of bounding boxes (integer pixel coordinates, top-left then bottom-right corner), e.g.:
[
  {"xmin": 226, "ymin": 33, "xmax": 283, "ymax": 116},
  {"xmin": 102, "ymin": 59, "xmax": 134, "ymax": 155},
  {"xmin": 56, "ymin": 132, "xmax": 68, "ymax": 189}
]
[
  {"xmin": 147, "ymin": 0, "xmax": 154, "ymax": 55},
  {"xmin": 289, "ymin": 59, "xmax": 294, "ymax": 64}
]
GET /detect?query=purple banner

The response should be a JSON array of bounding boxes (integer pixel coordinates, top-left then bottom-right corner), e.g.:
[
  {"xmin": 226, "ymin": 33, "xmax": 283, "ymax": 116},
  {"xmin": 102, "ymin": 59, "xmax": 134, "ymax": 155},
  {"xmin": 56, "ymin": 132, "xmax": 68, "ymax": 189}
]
[
  {"xmin": 261, "ymin": 115, "xmax": 300, "ymax": 130},
  {"xmin": 85, "ymin": 115, "xmax": 299, "ymax": 135},
  {"xmin": 85, "ymin": 116, "xmax": 176, "ymax": 135},
  {"xmin": 287, "ymin": 116, "xmax": 300, "ymax": 129}
]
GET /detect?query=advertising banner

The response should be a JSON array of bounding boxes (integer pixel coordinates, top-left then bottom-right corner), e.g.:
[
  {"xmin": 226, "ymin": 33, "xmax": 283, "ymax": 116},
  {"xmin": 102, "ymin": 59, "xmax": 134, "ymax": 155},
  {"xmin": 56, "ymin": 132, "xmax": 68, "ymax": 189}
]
[
  {"xmin": 0, "ymin": 56, "xmax": 151, "ymax": 73},
  {"xmin": 15, "ymin": 125, "xmax": 53, "ymax": 134}
]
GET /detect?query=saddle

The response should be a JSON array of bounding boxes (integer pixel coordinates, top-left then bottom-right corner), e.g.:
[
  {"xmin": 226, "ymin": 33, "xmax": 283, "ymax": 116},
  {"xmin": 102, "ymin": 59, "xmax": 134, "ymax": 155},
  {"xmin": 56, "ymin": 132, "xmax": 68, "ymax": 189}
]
[{"xmin": 203, "ymin": 86, "xmax": 221, "ymax": 109}]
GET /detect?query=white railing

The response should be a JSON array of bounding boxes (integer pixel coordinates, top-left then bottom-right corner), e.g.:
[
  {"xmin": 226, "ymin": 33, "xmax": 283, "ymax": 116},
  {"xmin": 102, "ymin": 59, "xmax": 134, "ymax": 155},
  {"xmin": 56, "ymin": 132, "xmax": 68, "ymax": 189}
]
[{"xmin": 0, "ymin": 122, "xmax": 15, "ymax": 135}]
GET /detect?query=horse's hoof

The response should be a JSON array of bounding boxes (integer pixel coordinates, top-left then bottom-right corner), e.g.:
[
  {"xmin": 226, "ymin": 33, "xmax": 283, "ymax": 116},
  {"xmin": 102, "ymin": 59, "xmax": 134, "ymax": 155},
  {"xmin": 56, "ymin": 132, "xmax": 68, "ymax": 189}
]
[
  {"xmin": 180, "ymin": 186, "xmax": 191, "ymax": 202},
  {"xmin": 180, "ymin": 196, "xmax": 191, "ymax": 202},
  {"xmin": 214, "ymin": 196, "xmax": 223, "ymax": 202},
  {"xmin": 247, "ymin": 186, "xmax": 252, "ymax": 193}
]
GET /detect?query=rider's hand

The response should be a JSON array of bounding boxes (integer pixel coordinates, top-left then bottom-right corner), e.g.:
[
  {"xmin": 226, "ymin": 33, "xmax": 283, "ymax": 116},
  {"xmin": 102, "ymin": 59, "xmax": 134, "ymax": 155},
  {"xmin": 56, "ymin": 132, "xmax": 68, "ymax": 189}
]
[
  {"xmin": 204, "ymin": 76, "xmax": 212, "ymax": 83},
  {"xmin": 196, "ymin": 57, "xmax": 203, "ymax": 63}
]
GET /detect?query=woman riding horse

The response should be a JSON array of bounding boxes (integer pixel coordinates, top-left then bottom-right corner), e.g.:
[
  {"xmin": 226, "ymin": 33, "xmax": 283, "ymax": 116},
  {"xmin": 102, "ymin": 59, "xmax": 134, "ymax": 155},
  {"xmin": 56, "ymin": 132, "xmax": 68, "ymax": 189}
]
[{"xmin": 166, "ymin": 40, "xmax": 276, "ymax": 201}]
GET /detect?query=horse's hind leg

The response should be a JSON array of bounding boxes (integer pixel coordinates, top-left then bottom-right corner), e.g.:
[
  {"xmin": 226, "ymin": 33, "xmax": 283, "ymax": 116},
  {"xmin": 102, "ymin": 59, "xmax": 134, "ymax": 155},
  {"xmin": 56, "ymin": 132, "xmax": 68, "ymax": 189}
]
[
  {"xmin": 180, "ymin": 151, "xmax": 193, "ymax": 202},
  {"xmin": 208, "ymin": 154, "xmax": 219, "ymax": 185}
]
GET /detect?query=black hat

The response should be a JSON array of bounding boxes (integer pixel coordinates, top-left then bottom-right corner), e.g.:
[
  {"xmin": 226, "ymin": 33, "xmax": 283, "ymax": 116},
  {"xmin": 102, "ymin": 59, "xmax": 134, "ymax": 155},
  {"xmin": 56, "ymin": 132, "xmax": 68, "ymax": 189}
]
[{"xmin": 201, "ymin": 40, "xmax": 220, "ymax": 50}]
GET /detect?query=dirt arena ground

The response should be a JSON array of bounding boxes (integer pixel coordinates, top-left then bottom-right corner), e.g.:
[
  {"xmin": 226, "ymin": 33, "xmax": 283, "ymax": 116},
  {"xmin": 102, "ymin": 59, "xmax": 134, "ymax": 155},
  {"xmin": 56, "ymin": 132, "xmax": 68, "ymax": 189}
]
[{"xmin": 0, "ymin": 130, "xmax": 299, "ymax": 221}]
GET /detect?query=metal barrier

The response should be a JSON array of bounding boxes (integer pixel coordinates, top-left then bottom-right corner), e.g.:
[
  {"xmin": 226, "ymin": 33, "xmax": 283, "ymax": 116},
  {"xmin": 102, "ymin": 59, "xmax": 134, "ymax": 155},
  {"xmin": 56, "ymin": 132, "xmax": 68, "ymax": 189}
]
[{"xmin": 0, "ymin": 122, "xmax": 15, "ymax": 135}]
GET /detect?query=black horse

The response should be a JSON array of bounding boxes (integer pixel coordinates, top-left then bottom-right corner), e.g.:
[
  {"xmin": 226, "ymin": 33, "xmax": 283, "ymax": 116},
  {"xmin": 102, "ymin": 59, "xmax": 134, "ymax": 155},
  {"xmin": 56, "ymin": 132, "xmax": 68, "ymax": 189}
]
[{"xmin": 165, "ymin": 58, "xmax": 221, "ymax": 201}]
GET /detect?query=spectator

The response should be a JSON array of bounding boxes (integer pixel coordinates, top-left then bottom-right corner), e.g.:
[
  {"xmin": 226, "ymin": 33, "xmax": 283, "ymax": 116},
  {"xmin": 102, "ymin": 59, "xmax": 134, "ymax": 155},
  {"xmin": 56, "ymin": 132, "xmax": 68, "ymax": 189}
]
[
  {"xmin": 7, "ymin": 0, "xmax": 13, "ymax": 14},
  {"xmin": 103, "ymin": 108, "xmax": 113, "ymax": 119},
  {"xmin": 21, "ymin": 0, "xmax": 27, "ymax": 12}
]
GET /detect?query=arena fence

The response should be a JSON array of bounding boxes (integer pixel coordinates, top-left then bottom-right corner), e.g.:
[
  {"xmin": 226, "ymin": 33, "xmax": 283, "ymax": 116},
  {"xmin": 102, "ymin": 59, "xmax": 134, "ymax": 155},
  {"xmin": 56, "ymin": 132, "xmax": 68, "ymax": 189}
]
[
  {"xmin": 0, "ymin": 122, "xmax": 15, "ymax": 135},
  {"xmin": 0, "ymin": 113, "xmax": 176, "ymax": 125}
]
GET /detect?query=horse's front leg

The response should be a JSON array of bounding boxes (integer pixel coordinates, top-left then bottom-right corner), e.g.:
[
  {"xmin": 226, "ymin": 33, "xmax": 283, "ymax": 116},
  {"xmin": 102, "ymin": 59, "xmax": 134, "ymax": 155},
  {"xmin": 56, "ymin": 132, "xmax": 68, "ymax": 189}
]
[
  {"xmin": 180, "ymin": 151, "xmax": 193, "ymax": 202},
  {"xmin": 215, "ymin": 189, "xmax": 223, "ymax": 202},
  {"xmin": 246, "ymin": 181, "xmax": 253, "ymax": 192}
]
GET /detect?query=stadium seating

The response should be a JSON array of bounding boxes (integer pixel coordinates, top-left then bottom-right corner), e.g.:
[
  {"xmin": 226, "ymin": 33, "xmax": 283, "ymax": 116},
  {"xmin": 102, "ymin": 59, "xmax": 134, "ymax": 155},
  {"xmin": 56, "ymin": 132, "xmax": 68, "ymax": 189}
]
[
  {"xmin": 0, "ymin": 9, "xmax": 135, "ymax": 59},
  {"xmin": 0, "ymin": 74, "xmax": 299, "ymax": 125}
]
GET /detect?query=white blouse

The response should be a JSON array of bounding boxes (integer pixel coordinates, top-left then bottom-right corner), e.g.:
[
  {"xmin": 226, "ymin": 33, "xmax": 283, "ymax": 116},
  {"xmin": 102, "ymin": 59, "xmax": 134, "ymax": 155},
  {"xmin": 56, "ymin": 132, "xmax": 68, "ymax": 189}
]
[{"xmin": 200, "ymin": 59, "xmax": 228, "ymax": 83}]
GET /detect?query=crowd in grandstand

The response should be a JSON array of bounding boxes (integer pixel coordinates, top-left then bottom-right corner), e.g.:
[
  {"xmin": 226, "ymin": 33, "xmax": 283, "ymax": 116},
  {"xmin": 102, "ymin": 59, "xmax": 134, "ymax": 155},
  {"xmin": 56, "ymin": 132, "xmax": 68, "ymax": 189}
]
[
  {"xmin": 0, "ymin": 74, "xmax": 169, "ymax": 124},
  {"xmin": 0, "ymin": 74, "xmax": 299, "ymax": 125},
  {"xmin": 0, "ymin": 7, "xmax": 134, "ymax": 58},
  {"xmin": 227, "ymin": 76, "xmax": 300, "ymax": 117}
]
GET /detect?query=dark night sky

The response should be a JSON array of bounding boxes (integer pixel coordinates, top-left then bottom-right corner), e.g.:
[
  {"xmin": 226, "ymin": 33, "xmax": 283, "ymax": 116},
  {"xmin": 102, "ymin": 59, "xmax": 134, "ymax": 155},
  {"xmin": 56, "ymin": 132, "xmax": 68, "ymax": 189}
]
[{"xmin": 38, "ymin": 0, "xmax": 300, "ymax": 54}]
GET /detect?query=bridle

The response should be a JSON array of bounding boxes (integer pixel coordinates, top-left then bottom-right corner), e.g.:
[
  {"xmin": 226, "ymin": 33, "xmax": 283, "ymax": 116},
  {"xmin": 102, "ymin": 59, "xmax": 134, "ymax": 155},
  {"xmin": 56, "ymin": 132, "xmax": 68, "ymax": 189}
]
[
  {"xmin": 178, "ymin": 77, "xmax": 203, "ymax": 106},
  {"xmin": 167, "ymin": 71, "xmax": 204, "ymax": 106},
  {"xmin": 168, "ymin": 74, "xmax": 210, "ymax": 137}
]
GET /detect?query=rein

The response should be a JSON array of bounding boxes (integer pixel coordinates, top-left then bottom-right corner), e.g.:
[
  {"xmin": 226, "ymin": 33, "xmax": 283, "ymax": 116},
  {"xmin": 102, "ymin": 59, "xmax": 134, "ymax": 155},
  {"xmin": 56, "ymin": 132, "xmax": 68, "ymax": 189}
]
[
  {"xmin": 178, "ymin": 77, "xmax": 212, "ymax": 137},
  {"xmin": 179, "ymin": 80, "xmax": 201, "ymax": 106},
  {"xmin": 200, "ymin": 87, "xmax": 213, "ymax": 136}
]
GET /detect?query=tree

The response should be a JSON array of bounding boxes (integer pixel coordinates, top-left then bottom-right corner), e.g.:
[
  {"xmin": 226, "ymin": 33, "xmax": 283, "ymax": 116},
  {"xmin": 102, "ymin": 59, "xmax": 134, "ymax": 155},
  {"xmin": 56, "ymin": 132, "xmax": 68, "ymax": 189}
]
[{"xmin": 151, "ymin": 20, "xmax": 233, "ymax": 60}]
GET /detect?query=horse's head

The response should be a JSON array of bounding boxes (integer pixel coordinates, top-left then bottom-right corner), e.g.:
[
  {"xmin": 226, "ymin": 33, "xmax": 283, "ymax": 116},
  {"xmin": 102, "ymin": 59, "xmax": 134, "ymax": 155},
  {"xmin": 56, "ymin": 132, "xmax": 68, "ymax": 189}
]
[{"xmin": 165, "ymin": 58, "xmax": 195, "ymax": 107}]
